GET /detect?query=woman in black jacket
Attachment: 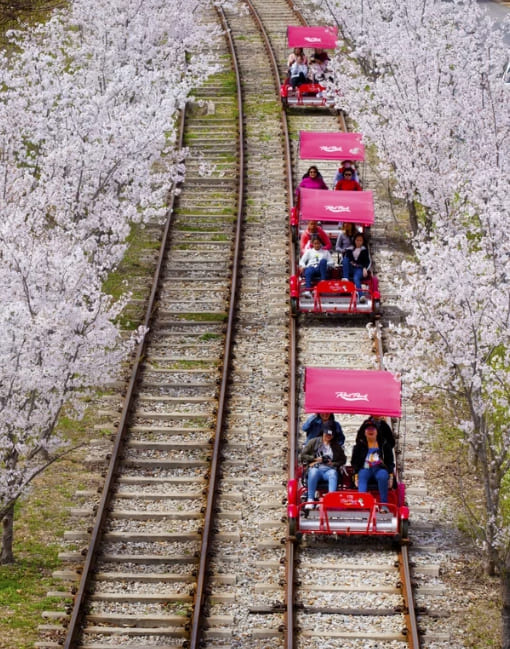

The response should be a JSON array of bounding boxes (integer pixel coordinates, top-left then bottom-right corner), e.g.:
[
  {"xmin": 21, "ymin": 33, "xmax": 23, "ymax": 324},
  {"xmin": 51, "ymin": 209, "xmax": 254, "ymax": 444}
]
[
  {"xmin": 351, "ymin": 423, "xmax": 395, "ymax": 508},
  {"xmin": 341, "ymin": 232, "xmax": 371, "ymax": 303}
]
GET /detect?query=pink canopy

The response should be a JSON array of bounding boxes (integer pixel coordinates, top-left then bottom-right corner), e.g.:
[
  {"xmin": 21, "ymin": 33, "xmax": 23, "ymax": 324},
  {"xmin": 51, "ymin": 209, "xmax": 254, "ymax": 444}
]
[
  {"xmin": 304, "ymin": 367, "xmax": 402, "ymax": 417},
  {"xmin": 287, "ymin": 26, "xmax": 338, "ymax": 50},
  {"xmin": 300, "ymin": 188, "xmax": 374, "ymax": 225},
  {"xmin": 300, "ymin": 131, "xmax": 365, "ymax": 161}
]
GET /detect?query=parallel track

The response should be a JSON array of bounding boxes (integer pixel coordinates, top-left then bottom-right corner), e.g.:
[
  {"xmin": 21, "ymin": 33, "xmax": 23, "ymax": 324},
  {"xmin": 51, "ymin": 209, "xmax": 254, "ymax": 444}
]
[
  {"xmin": 40, "ymin": 7, "xmax": 244, "ymax": 647},
  {"xmin": 38, "ymin": 2, "xmax": 460, "ymax": 648}
]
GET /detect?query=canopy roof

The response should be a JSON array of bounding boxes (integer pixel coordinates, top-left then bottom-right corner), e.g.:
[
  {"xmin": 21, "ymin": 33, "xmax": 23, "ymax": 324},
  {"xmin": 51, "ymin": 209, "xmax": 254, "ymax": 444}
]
[
  {"xmin": 300, "ymin": 131, "xmax": 364, "ymax": 161},
  {"xmin": 300, "ymin": 188, "xmax": 374, "ymax": 225},
  {"xmin": 304, "ymin": 367, "xmax": 402, "ymax": 417},
  {"xmin": 287, "ymin": 26, "xmax": 338, "ymax": 49}
]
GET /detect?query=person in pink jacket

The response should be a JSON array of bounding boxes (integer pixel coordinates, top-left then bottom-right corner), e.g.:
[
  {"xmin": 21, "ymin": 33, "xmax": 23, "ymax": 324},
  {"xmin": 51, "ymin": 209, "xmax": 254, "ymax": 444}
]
[
  {"xmin": 295, "ymin": 166, "xmax": 328, "ymax": 199},
  {"xmin": 300, "ymin": 220, "xmax": 331, "ymax": 253}
]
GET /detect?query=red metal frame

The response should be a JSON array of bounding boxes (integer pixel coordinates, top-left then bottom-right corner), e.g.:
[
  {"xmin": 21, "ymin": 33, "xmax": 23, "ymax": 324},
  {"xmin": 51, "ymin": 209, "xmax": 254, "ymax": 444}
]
[
  {"xmin": 287, "ymin": 369, "xmax": 408, "ymax": 540},
  {"xmin": 290, "ymin": 272, "xmax": 381, "ymax": 316}
]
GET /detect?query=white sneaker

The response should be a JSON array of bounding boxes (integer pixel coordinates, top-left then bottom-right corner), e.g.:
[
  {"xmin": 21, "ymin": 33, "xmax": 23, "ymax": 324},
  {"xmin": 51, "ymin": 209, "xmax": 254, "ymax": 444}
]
[
  {"xmin": 303, "ymin": 291, "xmax": 312, "ymax": 299},
  {"xmin": 304, "ymin": 502, "xmax": 316, "ymax": 510},
  {"xmin": 359, "ymin": 295, "xmax": 367, "ymax": 304}
]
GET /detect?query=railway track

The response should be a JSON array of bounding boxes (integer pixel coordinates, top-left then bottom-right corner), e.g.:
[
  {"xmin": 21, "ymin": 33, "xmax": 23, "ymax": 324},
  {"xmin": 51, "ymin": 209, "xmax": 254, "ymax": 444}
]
[
  {"xmin": 38, "ymin": 6, "xmax": 242, "ymax": 647},
  {"xmin": 38, "ymin": 1, "xmax": 463, "ymax": 648}
]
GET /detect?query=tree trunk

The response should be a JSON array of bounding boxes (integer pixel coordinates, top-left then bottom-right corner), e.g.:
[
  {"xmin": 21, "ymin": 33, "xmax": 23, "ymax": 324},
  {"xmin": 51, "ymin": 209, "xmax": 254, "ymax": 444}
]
[
  {"xmin": 502, "ymin": 566, "xmax": 510, "ymax": 649},
  {"xmin": 1, "ymin": 504, "xmax": 15, "ymax": 564},
  {"xmin": 407, "ymin": 199, "xmax": 418, "ymax": 235}
]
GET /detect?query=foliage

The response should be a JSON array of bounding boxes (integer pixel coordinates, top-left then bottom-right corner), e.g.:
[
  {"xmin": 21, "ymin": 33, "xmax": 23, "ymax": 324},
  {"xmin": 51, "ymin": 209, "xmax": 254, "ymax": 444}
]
[
  {"xmin": 315, "ymin": 0, "xmax": 510, "ymax": 640},
  {"xmin": 0, "ymin": 0, "xmax": 224, "ymax": 561}
]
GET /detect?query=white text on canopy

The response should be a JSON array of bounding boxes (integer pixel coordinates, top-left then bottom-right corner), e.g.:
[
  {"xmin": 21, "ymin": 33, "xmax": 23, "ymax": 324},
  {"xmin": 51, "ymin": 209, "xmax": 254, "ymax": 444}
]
[{"xmin": 335, "ymin": 391, "xmax": 369, "ymax": 402}]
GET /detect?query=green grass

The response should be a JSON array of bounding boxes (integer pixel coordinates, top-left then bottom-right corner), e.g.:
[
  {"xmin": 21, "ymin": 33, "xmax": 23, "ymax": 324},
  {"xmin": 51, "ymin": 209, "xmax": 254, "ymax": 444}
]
[
  {"xmin": 103, "ymin": 223, "xmax": 162, "ymax": 301},
  {"xmin": 200, "ymin": 333, "xmax": 221, "ymax": 341},
  {"xmin": 167, "ymin": 359, "xmax": 215, "ymax": 370},
  {"xmin": 0, "ymin": 445, "xmax": 95, "ymax": 649},
  {"xmin": 177, "ymin": 312, "xmax": 227, "ymax": 322}
]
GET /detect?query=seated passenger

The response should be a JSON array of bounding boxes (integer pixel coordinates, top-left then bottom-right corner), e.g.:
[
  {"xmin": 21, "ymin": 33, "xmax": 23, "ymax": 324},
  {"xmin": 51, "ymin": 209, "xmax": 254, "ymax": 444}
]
[
  {"xmin": 334, "ymin": 167, "xmax": 362, "ymax": 191},
  {"xmin": 302, "ymin": 412, "xmax": 345, "ymax": 446},
  {"xmin": 351, "ymin": 423, "xmax": 395, "ymax": 512},
  {"xmin": 357, "ymin": 416, "xmax": 395, "ymax": 448},
  {"xmin": 301, "ymin": 426, "xmax": 346, "ymax": 509},
  {"xmin": 341, "ymin": 232, "xmax": 371, "ymax": 303},
  {"xmin": 333, "ymin": 160, "xmax": 360, "ymax": 185},
  {"xmin": 299, "ymin": 236, "xmax": 335, "ymax": 297},
  {"xmin": 289, "ymin": 55, "xmax": 309, "ymax": 89},
  {"xmin": 335, "ymin": 222, "xmax": 354, "ymax": 259},
  {"xmin": 287, "ymin": 47, "xmax": 308, "ymax": 70},
  {"xmin": 300, "ymin": 219, "xmax": 331, "ymax": 254},
  {"xmin": 295, "ymin": 166, "xmax": 328, "ymax": 202},
  {"xmin": 310, "ymin": 48, "xmax": 330, "ymax": 81}
]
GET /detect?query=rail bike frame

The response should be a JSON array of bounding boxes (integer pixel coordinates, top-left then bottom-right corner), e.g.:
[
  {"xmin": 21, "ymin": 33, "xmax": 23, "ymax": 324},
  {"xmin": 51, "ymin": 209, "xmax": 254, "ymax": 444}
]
[
  {"xmin": 287, "ymin": 368, "xmax": 409, "ymax": 541},
  {"xmin": 281, "ymin": 26, "xmax": 338, "ymax": 108},
  {"xmin": 290, "ymin": 188, "xmax": 380, "ymax": 316}
]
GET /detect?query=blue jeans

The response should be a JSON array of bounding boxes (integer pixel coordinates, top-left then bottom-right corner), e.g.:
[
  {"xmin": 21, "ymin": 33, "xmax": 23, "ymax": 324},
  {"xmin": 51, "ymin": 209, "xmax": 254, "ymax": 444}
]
[
  {"xmin": 342, "ymin": 258, "xmax": 363, "ymax": 295},
  {"xmin": 304, "ymin": 259, "xmax": 329, "ymax": 289},
  {"xmin": 307, "ymin": 463, "xmax": 338, "ymax": 501},
  {"xmin": 357, "ymin": 466, "xmax": 389, "ymax": 504},
  {"xmin": 291, "ymin": 72, "xmax": 308, "ymax": 89}
]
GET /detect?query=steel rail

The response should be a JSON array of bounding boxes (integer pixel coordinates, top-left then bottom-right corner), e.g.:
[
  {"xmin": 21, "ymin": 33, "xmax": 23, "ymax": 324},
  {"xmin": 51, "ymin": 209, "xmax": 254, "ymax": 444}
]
[
  {"xmin": 276, "ymin": 0, "xmax": 421, "ymax": 641},
  {"xmin": 400, "ymin": 544, "xmax": 421, "ymax": 649},
  {"xmin": 373, "ymin": 321, "xmax": 420, "ymax": 649},
  {"xmin": 277, "ymin": 4, "xmax": 346, "ymax": 646},
  {"xmin": 63, "ymin": 109, "xmax": 188, "ymax": 649},
  {"xmin": 239, "ymin": 3, "xmax": 298, "ymax": 648},
  {"xmin": 187, "ymin": 5, "xmax": 245, "ymax": 648}
]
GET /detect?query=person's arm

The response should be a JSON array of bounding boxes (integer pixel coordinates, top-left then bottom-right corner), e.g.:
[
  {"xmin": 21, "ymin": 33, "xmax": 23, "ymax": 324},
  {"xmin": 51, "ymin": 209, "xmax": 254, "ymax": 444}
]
[
  {"xmin": 318, "ymin": 228, "xmax": 331, "ymax": 250},
  {"xmin": 363, "ymin": 248, "xmax": 372, "ymax": 272},
  {"xmin": 335, "ymin": 422, "xmax": 345, "ymax": 447},
  {"xmin": 332, "ymin": 445, "xmax": 346, "ymax": 468},
  {"xmin": 383, "ymin": 443, "xmax": 395, "ymax": 475},
  {"xmin": 299, "ymin": 249, "xmax": 310, "ymax": 269},
  {"xmin": 302, "ymin": 414, "xmax": 316, "ymax": 433},
  {"xmin": 301, "ymin": 439, "xmax": 319, "ymax": 464},
  {"xmin": 351, "ymin": 444, "xmax": 363, "ymax": 486}
]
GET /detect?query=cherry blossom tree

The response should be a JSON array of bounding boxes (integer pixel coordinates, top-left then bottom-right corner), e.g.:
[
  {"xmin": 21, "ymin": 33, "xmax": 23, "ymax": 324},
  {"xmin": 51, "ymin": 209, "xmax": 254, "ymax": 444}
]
[
  {"xmin": 318, "ymin": 0, "xmax": 509, "ymax": 232},
  {"xmin": 308, "ymin": 0, "xmax": 510, "ymax": 641},
  {"xmin": 0, "ymin": 0, "xmax": 224, "ymax": 562},
  {"xmin": 0, "ymin": 225, "xmax": 136, "ymax": 564}
]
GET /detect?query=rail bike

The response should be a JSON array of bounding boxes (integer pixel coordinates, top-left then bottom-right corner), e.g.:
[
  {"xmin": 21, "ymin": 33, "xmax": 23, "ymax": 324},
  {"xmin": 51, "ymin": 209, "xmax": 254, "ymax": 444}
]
[
  {"xmin": 291, "ymin": 129, "xmax": 380, "ymax": 316},
  {"xmin": 299, "ymin": 130, "xmax": 365, "ymax": 187},
  {"xmin": 287, "ymin": 367, "xmax": 409, "ymax": 541},
  {"xmin": 281, "ymin": 26, "xmax": 338, "ymax": 108},
  {"xmin": 289, "ymin": 187, "xmax": 380, "ymax": 316}
]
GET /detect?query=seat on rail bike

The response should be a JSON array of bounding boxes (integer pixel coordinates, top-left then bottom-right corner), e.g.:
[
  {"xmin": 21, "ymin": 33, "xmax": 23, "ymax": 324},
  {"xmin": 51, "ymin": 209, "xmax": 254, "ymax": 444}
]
[{"xmin": 281, "ymin": 79, "xmax": 329, "ymax": 107}]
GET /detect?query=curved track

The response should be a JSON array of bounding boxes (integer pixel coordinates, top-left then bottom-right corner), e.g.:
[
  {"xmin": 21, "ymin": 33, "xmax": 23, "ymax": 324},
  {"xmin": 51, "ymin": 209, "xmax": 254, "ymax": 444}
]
[{"xmin": 38, "ymin": 2, "xmax": 460, "ymax": 649}]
